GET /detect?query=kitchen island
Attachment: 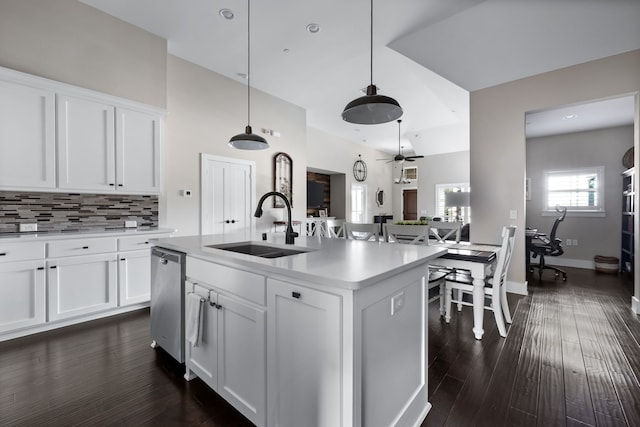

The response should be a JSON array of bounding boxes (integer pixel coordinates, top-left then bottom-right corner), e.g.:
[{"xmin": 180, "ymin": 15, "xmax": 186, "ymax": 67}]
[{"xmin": 153, "ymin": 232, "xmax": 446, "ymax": 427}]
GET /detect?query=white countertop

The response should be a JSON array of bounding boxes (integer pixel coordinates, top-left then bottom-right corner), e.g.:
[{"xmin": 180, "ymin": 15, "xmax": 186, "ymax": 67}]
[
  {"xmin": 0, "ymin": 227, "xmax": 176, "ymax": 243},
  {"xmin": 153, "ymin": 232, "xmax": 447, "ymax": 290}
]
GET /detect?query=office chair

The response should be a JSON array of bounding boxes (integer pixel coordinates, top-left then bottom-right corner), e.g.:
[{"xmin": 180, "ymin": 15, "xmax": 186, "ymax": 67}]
[{"xmin": 530, "ymin": 206, "xmax": 567, "ymax": 281}]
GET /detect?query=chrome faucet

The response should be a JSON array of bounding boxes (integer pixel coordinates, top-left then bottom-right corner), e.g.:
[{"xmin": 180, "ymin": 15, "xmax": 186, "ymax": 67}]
[{"xmin": 254, "ymin": 191, "xmax": 298, "ymax": 244}]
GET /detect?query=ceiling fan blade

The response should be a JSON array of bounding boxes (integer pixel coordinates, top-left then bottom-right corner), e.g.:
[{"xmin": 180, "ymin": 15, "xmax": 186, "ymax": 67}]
[{"xmin": 405, "ymin": 155, "xmax": 424, "ymax": 160}]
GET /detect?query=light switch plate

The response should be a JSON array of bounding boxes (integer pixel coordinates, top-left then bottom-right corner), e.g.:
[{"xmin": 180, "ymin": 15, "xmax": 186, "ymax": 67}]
[{"xmin": 391, "ymin": 291, "xmax": 405, "ymax": 316}]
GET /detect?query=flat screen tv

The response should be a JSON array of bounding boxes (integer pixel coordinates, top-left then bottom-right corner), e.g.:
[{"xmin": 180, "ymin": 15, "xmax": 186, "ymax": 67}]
[{"xmin": 307, "ymin": 181, "xmax": 324, "ymax": 208}]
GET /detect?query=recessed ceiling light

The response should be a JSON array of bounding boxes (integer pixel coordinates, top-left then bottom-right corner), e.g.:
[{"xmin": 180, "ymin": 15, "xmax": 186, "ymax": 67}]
[
  {"xmin": 306, "ymin": 23, "xmax": 320, "ymax": 34},
  {"xmin": 219, "ymin": 9, "xmax": 234, "ymax": 20},
  {"xmin": 563, "ymin": 114, "xmax": 578, "ymax": 120}
]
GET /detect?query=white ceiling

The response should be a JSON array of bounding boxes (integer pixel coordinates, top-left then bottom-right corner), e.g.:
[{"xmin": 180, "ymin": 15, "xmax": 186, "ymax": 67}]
[{"xmin": 80, "ymin": 0, "xmax": 639, "ymax": 155}]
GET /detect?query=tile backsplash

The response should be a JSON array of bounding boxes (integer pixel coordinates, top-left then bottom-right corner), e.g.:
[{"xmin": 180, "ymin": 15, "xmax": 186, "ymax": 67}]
[{"xmin": 0, "ymin": 191, "xmax": 158, "ymax": 233}]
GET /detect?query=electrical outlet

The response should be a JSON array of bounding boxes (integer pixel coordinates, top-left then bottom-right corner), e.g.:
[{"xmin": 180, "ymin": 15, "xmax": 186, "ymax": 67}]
[
  {"xmin": 125, "ymin": 220, "xmax": 137, "ymax": 228},
  {"xmin": 509, "ymin": 209, "xmax": 517, "ymax": 219},
  {"xmin": 19, "ymin": 223, "xmax": 37, "ymax": 232},
  {"xmin": 572, "ymin": 239, "xmax": 578, "ymax": 246},
  {"xmin": 391, "ymin": 292, "xmax": 405, "ymax": 316},
  {"xmin": 565, "ymin": 238, "xmax": 572, "ymax": 246}
]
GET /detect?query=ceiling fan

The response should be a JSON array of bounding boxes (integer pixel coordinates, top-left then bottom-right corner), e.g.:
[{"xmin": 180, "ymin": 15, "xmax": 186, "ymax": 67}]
[{"xmin": 378, "ymin": 119, "xmax": 424, "ymax": 163}]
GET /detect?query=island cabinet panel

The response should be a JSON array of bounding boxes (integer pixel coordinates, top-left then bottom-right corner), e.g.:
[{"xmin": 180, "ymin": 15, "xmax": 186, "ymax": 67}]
[
  {"xmin": 356, "ymin": 271, "xmax": 429, "ymax": 427},
  {"xmin": 266, "ymin": 278, "xmax": 342, "ymax": 427},
  {"xmin": 0, "ymin": 260, "xmax": 46, "ymax": 333},
  {"xmin": 184, "ymin": 279, "xmax": 266, "ymax": 427}
]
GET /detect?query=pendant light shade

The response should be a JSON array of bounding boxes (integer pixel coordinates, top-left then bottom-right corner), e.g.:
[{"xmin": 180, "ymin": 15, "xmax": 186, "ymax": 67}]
[
  {"xmin": 229, "ymin": 125, "xmax": 268, "ymax": 150},
  {"xmin": 342, "ymin": 84, "xmax": 403, "ymax": 125},
  {"xmin": 228, "ymin": 0, "xmax": 269, "ymax": 150},
  {"xmin": 342, "ymin": 0, "xmax": 402, "ymax": 125}
]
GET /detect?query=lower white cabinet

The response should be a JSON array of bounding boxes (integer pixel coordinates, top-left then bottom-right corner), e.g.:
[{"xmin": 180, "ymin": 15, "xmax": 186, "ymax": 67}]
[
  {"xmin": 118, "ymin": 249, "xmax": 151, "ymax": 306},
  {"xmin": 185, "ymin": 280, "xmax": 266, "ymax": 426},
  {"xmin": 266, "ymin": 278, "xmax": 342, "ymax": 427},
  {"xmin": 47, "ymin": 253, "xmax": 118, "ymax": 321},
  {"xmin": 0, "ymin": 260, "xmax": 46, "ymax": 333}
]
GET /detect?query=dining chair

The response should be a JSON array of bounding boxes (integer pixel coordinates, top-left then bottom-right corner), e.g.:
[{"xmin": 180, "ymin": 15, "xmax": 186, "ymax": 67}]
[
  {"xmin": 383, "ymin": 223, "xmax": 430, "ymax": 245},
  {"xmin": 443, "ymin": 225, "xmax": 517, "ymax": 337},
  {"xmin": 382, "ymin": 223, "xmax": 449, "ymax": 311},
  {"xmin": 325, "ymin": 219, "xmax": 346, "ymax": 238},
  {"xmin": 344, "ymin": 222, "xmax": 379, "ymax": 241}
]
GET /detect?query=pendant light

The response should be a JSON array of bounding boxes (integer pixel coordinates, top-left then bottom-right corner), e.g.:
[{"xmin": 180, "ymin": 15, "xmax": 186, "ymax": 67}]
[
  {"xmin": 228, "ymin": 0, "xmax": 268, "ymax": 150},
  {"xmin": 342, "ymin": 0, "xmax": 403, "ymax": 125}
]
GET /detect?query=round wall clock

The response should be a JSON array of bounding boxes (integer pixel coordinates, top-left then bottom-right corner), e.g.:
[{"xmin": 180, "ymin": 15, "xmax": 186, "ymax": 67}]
[{"xmin": 353, "ymin": 156, "xmax": 367, "ymax": 182}]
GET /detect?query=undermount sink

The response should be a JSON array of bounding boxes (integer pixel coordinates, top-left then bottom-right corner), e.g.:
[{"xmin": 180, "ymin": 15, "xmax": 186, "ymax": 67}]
[{"xmin": 207, "ymin": 242, "xmax": 310, "ymax": 259}]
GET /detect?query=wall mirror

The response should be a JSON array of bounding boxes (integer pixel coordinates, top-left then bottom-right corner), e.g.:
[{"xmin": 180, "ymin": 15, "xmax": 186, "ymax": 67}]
[
  {"xmin": 376, "ymin": 188, "xmax": 384, "ymax": 207},
  {"xmin": 274, "ymin": 152, "xmax": 293, "ymax": 208}
]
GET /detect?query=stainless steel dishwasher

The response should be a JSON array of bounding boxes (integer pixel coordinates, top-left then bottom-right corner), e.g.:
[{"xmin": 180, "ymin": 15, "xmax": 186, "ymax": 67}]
[{"xmin": 150, "ymin": 247, "xmax": 185, "ymax": 363}]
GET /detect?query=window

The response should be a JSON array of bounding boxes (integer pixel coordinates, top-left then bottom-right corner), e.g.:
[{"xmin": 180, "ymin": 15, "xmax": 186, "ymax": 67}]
[
  {"xmin": 350, "ymin": 183, "xmax": 368, "ymax": 223},
  {"xmin": 544, "ymin": 167, "xmax": 604, "ymax": 214},
  {"xmin": 403, "ymin": 166, "xmax": 417, "ymax": 181},
  {"xmin": 435, "ymin": 183, "xmax": 470, "ymax": 222}
]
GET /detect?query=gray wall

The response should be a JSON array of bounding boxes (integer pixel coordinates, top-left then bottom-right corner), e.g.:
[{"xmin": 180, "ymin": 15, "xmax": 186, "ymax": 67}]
[
  {"xmin": 392, "ymin": 151, "xmax": 470, "ymax": 221},
  {"xmin": 526, "ymin": 125, "xmax": 633, "ymax": 267},
  {"xmin": 471, "ymin": 49, "xmax": 639, "ymax": 295}
]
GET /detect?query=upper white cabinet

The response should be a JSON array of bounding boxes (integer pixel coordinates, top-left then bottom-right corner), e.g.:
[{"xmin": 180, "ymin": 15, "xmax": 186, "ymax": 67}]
[
  {"xmin": 57, "ymin": 95, "xmax": 116, "ymax": 192},
  {"xmin": 0, "ymin": 78, "xmax": 56, "ymax": 190},
  {"xmin": 116, "ymin": 108, "xmax": 161, "ymax": 193},
  {"xmin": 0, "ymin": 66, "xmax": 163, "ymax": 194}
]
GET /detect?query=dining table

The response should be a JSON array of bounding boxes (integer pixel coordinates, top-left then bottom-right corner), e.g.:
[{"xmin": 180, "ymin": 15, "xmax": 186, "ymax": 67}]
[{"xmin": 433, "ymin": 242, "xmax": 500, "ymax": 340}]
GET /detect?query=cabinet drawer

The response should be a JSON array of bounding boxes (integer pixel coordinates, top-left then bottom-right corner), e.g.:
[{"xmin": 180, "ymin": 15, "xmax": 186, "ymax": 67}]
[
  {"xmin": 0, "ymin": 241, "xmax": 46, "ymax": 262},
  {"xmin": 118, "ymin": 234, "xmax": 167, "ymax": 252},
  {"xmin": 48, "ymin": 237, "xmax": 116, "ymax": 258},
  {"xmin": 187, "ymin": 257, "xmax": 266, "ymax": 306}
]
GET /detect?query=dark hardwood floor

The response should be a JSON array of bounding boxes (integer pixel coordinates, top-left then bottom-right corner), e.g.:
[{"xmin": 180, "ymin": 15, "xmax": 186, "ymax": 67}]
[{"xmin": 1, "ymin": 267, "xmax": 638, "ymax": 426}]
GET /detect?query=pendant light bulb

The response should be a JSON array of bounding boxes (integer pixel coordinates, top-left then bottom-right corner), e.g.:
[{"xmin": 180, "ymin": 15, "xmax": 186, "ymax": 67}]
[
  {"xmin": 342, "ymin": 0, "xmax": 402, "ymax": 125},
  {"xmin": 228, "ymin": 0, "xmax": 269, "ymax": 150}
]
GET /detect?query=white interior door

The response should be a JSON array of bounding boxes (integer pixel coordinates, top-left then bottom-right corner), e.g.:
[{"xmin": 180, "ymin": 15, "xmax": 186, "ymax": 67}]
[{"xmin": 201, "ymin": 154, "xmax": 255, "ymax": 235}]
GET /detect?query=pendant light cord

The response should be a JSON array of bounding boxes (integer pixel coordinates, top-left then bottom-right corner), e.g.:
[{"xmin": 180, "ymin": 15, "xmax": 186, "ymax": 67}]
[
  {"xmin": 247, "ymin": 0, "xmax": 251, "ymax": 127},
  {"xmin": 369, "ymin": 0, "xmax": 373, "ymax": 86}
]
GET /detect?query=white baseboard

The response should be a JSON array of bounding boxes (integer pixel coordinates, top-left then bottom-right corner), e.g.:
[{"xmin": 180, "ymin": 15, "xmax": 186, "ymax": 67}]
[
  {"xmin": 529, "ymin": 257, "xmax": 599, "ymax": 270},
  {"xmin": 633, "ymin": 296, "xmax": 640, "ymax": 314},
  {"xmin": 507, "ymin": 280, "xmax": 528, "ymax": 296}
]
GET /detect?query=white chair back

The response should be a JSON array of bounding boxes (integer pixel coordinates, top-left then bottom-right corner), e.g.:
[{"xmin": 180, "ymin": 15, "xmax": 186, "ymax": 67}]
[
  {"xmin": 325, "ymin": 219, "xmax": 346, "ymax": 238},
  {"xmin": 383, "ymin": 224, "xmax": 431, "ymax": 245},
  {"xmin": 490, "ymin": 225, "xmax": 517, "ymax": 302},
  {"xmin": 344, "ymin": 222, "xmax": 378, "ymax": 241}
]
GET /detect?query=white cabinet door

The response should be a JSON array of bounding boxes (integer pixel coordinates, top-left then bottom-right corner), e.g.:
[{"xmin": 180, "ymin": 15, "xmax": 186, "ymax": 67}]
[
  {"xmin": 118, "ymin": 249, "xmax": 151, "ymax": 306},
  {"xmin": 185, "ymin": 281, "xmax": 219, "ymax": 385},
  {"xmin": 56, "ymin": 94, "xmax": 116, "ymax": 192},
  {"xmin": 0, "ymin": 260, "xmax": 46, "ymax": 333},
  {"xmin": 47, "ymin": 253, "xmax": 117, "ymax": 321},
  {"xmin": 217, "ymin": 293, "xmax": 266, "ymax": 426},
  {"xmin": 267, "ymin": 279, "xmax": 342, "ymax": 427},
  {"xmin": 116, "ymin": 107, "xmax": 161, "ymax": 194},
  {"xmin": 0, "ymin": 79, "xmax": 55, "ymax": 190}
]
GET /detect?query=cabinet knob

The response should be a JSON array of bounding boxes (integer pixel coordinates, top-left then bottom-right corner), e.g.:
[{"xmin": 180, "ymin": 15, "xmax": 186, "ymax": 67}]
[
  {"xmin": 109, "ymin": 183, "xmax": 115, "ymax": 186},
  {"xmin": 120, "ymin": 258, "xmax": 126, "ymax": 261},
  {"xmin": 118, "ymin": 184, "xmax": 123, "ymax": 187},
  {"xmin": 37, "ymin": 266, "xmax": 45, "ymax": 270},
  {"xmin": 292, "ymin": 291, "xmax": 301, "ymax": 299},
  {"xmin": 225, "ymin": 220, "xmax": 230, "ymax": 224},
  {"xmin": 231, "ymin": 220, "xmax": 236, "ymax": 224},
  {"xmin": 0, "ymin": 252, "xmax": 6, "ymax": 256},
  {"xmin": 82, "ymin": 246, "xmax": 89, "ymax": 249},
  {"xmin": 50, "ymin": 265, "xmax": 57, "ymax": 269}
]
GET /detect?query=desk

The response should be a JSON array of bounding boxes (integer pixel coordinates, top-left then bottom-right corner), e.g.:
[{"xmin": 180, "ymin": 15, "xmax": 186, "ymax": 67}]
[
  {"xmin": 525, "ymin": 228, "xmax": 537, "ymax": 276},
  {"xmin": 434, "ymin": 242, "xmax": 499, "ymax": 340}
]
